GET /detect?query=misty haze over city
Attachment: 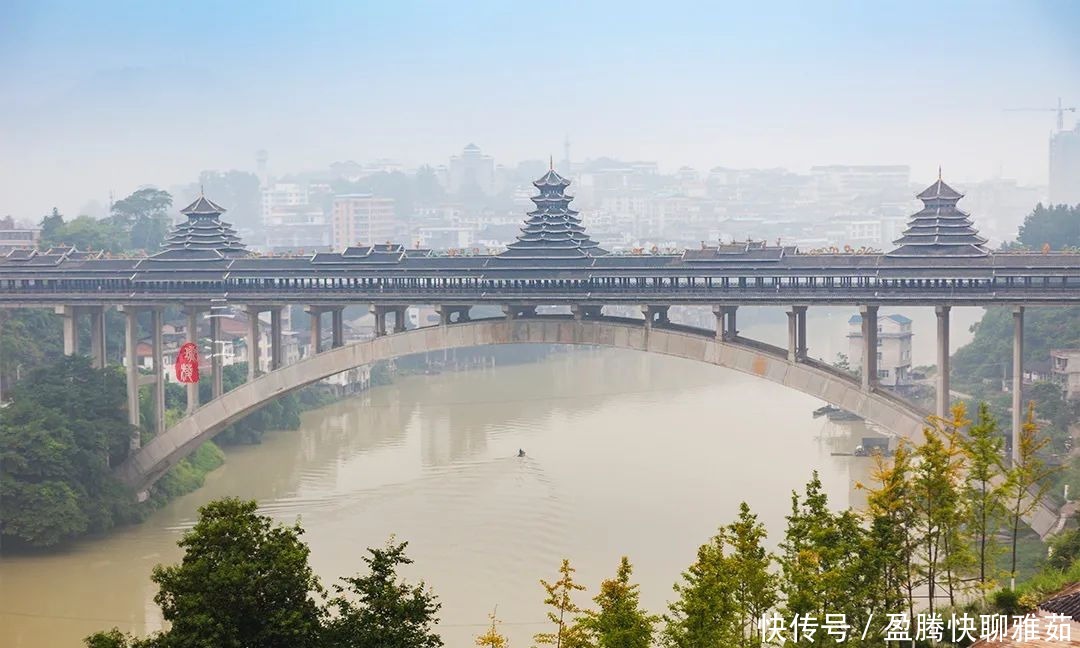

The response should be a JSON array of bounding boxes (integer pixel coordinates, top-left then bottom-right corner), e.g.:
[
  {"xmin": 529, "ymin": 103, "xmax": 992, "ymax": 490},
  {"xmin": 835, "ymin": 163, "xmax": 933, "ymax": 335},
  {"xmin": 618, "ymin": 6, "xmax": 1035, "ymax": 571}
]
[{"xmin": 2, "ymin": 1, "xmax": 1079, "ymax": 224}]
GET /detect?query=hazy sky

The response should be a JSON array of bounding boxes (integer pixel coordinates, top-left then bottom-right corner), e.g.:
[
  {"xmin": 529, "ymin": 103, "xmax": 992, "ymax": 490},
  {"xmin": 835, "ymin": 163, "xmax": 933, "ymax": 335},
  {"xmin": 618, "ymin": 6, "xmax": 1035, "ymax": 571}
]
[{"xmin": 2, "ymin": 0, "xmax": 1079, "ymax": 218}]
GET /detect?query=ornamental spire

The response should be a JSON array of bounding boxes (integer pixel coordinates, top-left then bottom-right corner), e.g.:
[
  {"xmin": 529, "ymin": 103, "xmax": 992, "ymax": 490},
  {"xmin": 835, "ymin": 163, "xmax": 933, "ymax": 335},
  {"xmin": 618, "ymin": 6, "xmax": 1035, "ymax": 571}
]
[{"xmin": 887, "ymin": 175, "xmax": 988, "ymax": 258}]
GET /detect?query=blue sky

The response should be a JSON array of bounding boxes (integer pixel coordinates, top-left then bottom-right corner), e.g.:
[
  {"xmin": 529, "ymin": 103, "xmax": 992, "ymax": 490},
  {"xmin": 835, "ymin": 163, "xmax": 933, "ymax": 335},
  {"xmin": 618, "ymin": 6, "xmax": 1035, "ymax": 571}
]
[{"xmin": 2, "ymin": 0, "xmax": 1079, "ymax": 217}]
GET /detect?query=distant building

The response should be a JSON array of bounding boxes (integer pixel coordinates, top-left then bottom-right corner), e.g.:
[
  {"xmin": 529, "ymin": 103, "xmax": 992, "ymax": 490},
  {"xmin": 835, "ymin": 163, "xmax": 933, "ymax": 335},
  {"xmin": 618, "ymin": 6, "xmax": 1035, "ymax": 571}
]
[
  {"xmin": 331, "ymin": 194, "xmax": 396, "ymax": 250},
  {"xmin": 448, "ymin": 144, "xmax": 495, "ymax": 195},
  {"xmin": 0, "ymin": 216, "xmax": 40, "ymax": 253},
  {"xmin": 261, "ymin": 183, "xmax": 307, "ymax": 223},
  {"xmin": 264, "ymin": 203, "xmax": 331, "ymax": 253},
  {"xmin": 1049, "ymin": 123, "xmax": 1080, "ymax": 206},
  {"xmin": 847, "ymin": 313, "xmax": 913, "ymax": 388},
  {"xmin": 1051, "ymin": 349, "xmax": 1080, "ymax": 400}
]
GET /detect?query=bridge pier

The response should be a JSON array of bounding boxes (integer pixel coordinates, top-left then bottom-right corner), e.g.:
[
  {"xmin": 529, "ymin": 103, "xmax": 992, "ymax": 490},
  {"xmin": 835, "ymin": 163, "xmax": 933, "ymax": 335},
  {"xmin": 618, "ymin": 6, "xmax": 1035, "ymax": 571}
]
[
  {"xmin": 246, "ymin": 306, "xmax": 263, "ymax": 381},
  {"xmin": 122, "ymin": 307, "xmax": 141, "ymax": 449},
  {"xmin": 89, "ymin": 306, "xmax": 106, "ymax": 369},
  {"xmin": 935, "ymin": 305, "xmax": 950, "ymax": 420},
  {"xmin": 185, "ymin": 306, "xmax": 201, "ymax": 414},
  {"xmin": 860, "ymin": 305, "xmax": 879, "ymax": 391},
  {"xmin": 373, "ymin": 306, "xmax": 387, "ymax": 337},
  {"xmin": 307, "ymin": 307, "xmax": 324, "ymax": 354},
  {"xmin": 270, "ymin": 307, "xmax": 284, "ymax": 370},
  {"xmin": 1012, "ymin": 306, "xmax": 1024, "ymax": 465},
  {"xmin": 210, "ymin": 313, "xmax": 223, "ymax": 399},
  {"xmin": 713, "ymin": 306, "xmax": 738, "ymax": 341},
  {"xmin": 393, "ymin": 307, "xmax": 408, "ymax": 333},
  {"xmin": 787, "ymin": 305, "xmax": 808, "ymax": 362},
  {"xmin": 437, "ymin": 305, "xmax": 472, "ymax": 325},
  {"xmin": 331, "ymin": 307, "xmax": 345, "ymax": 348},
  {"xmin": 150, "ymin": 307, "xmax": 165, "ymax": 437},
  {"xmin": 55, "ymin": 305, "xmax": 79, "ymax": 356}
]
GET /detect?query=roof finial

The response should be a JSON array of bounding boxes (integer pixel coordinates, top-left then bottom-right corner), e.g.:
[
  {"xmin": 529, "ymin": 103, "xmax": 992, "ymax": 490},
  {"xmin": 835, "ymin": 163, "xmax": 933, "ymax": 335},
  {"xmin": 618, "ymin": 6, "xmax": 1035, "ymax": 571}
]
[
  {"xmin": 549, "ymin": 155, "xmax": 553, "ymax": 171},
  {"xmin": 938, "ymin": 165, "xmax": 942, "ymax": 182},
  {"xmin": 200, "ymin": 183, "xmax": 205, "ymax": 197}
]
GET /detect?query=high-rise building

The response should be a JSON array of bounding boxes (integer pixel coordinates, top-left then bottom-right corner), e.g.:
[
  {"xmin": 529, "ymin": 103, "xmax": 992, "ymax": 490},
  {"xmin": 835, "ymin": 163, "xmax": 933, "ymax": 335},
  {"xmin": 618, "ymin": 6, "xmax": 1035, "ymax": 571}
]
[
  {"xmin": 1049, "ymin": 124, "xmax": 1080, "ymax": 206},
  {"xmin": 448, "ymin": 144, "xmax": 495, "ymax": 195},
  {"xmin": 331, "ymin": 194, "xmax": 396, "ymax": 250},
  {"xmin": 261, "ymin": 183, "xmax": 307, "ymax": 223}
]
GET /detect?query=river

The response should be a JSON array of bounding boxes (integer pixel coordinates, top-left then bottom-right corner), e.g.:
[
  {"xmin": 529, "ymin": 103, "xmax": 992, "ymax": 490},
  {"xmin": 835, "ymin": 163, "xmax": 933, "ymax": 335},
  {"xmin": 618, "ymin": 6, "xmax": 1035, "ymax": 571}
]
[{"xmin": 0, "ymin": 307, "xmax": 982, "ymax": 647}]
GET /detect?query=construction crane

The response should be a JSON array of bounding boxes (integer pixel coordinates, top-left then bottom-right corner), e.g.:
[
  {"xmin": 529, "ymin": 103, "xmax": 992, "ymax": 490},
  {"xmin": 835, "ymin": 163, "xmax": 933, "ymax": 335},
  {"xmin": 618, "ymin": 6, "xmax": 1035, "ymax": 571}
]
[{"xmin": 1004, "ymin": 97, "xmax": 1077, "ymax": 131}]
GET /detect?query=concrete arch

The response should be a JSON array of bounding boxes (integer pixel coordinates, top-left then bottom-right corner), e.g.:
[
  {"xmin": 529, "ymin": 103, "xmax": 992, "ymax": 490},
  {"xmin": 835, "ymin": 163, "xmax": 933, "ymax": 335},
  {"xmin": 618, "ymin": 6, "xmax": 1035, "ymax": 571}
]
[{"xmin": 116, "ymin": 316, "xmax": 929, "ymax": 492}]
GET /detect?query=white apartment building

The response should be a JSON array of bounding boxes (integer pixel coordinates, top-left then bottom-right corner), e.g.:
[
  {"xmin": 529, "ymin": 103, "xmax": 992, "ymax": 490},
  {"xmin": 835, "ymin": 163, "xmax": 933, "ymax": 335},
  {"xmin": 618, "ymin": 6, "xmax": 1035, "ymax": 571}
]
[
  {"xmin": 331, "ymin": 194, "xmax": 396, "ymax": 250},
  {"xmin": 261, "ymin": 183, "xmax": 308, "ymax": 223},
  {"xmin": 1051, "ymin": 349, "xmax": 1080, "ymax": 400},
  {"xmin": 847, "ymin": 313, "xmax": 914, "ymax": 387}
]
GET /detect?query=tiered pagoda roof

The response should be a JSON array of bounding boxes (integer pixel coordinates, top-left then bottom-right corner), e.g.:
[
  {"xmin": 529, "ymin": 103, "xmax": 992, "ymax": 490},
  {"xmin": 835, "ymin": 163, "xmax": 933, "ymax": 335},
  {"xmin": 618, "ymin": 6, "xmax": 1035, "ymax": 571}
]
[
  {"xmin": 499, "ymin": 167, "xmax": 607, "ymax": 259},
  {"xmin": 887, "ymin": 175, "xmax": 989, "ymax": 258},
  {"xmin": 155, "ymin": 195, "xmax": 248, "ymax": 258}
]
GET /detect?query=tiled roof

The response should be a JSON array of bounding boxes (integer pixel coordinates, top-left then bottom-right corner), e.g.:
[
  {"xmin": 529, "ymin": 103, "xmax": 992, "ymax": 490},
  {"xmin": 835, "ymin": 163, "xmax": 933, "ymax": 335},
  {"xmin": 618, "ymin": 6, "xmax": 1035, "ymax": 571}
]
[
  {"xmin": 499, "ymin": 167, "xmax": 608, "ymax": 260},
  {"xmin": 888, "ymin": 176, "xmax": 989, "ymax": 258}
]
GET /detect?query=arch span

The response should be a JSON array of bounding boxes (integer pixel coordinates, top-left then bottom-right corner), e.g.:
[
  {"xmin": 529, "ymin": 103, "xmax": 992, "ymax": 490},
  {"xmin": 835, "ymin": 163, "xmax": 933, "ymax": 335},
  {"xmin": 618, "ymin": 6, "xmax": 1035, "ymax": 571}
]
[{"xmin": 116, "ymin": 316, "xmax": 929, "ymax": 492}]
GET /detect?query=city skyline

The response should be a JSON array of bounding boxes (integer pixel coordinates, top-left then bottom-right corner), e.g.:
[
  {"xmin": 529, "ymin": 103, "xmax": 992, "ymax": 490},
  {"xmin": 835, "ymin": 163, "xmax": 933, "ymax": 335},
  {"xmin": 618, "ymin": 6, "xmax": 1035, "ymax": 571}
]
[{"xmin": 2, "ymin": 1, "xmax": 1080, "ymax": 217}]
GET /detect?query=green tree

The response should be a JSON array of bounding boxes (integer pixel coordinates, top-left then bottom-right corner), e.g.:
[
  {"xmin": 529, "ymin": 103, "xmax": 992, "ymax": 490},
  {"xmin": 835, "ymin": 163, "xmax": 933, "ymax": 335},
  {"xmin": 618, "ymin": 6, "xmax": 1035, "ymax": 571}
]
[
  {"xmin": 579, "ymin": 557, "xmax": 656, "ymax": 648},
  {"xmin": 111, "ymin": 188, "xmax": 172, "ymax": 251},
  {"xmin": 1005, "ymin": 402, "xmax": 1060, "ymax": 589},
  {"xmin": 724, "ymin": 502, "xmax": 777, "ymax": 645},
  {"xmin": 961, "ymin": 402, "xmax": 1008, "ymax": 593},
  {"xmin": 663, "ymin": 535, "xmax": 739, "ymax": 648},
  {"xmin": 1017, "ymin": 203, "xmax": 1080, "ymax": 249},
  {"xmin": 150, "ymin": 498, "xmax": 325, "ymax": 648},
  {"xmin": 860, "ymin": 442, "xmax": 918, "ymax": 623},
  {"xmin": 325, "ymin": 539, "xmax": 442, "ymax": 648},
  {"xmin": 0, "ymin": 356, "xmax": 137, "ymax": 548},
  {"xmin": 535, "ymin": 559, "xmax": 589, "ymax": 648}
]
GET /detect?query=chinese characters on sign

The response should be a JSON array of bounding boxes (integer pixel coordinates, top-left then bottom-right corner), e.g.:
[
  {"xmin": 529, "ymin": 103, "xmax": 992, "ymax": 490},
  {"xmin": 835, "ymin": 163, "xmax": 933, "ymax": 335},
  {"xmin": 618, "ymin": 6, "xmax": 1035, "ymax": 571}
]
[
  {"xmin": 174, "ymin": 342, "xmax": 200, "ymax": 384},
  {"xmin": 759, "ymin": 612, "xmax": 1073, "ymax": 643}
]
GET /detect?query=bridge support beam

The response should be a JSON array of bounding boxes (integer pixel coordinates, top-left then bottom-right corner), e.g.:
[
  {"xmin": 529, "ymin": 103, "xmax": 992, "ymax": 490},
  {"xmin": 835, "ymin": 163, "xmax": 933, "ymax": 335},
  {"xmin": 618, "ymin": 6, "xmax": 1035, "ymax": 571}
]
[
  {"xmin": 571, "ymin": 305, "xmax": 602, "ymax": 320},
  {"xmin": 151, "ymin": 307, "xmax": 165, "ymax": 437},
  {"xmin": 787, "ymin": 306, "xmax": 808, "ymax": 362},
  {"xmin": 247, "ymin": 306, "xmax": 262, "ymax": 381},
  {"xmin": 210, "ymin": 313, "xmax": 223, "ymax": 400},
  {"xmin": 123, "ymin": 307, "xmax": 141, "ymax": 449},
  {"xmin": 1012, "ymin": 306, "xmax": 1024, "ymax": 465},
  {"xmin": 501, "ymin": 305, "xmax": 536, "ymax": 320},
  {"xmin": 55, "ymin": 305, "xmax": 78, "ymax": 356},
  {"xmin": 185, "ymin": 306, "xmax": 201, "ymax": 415},
  {"xmin": 373, "ymin": 306, "xmax": 387, "ymax": 337},
  {"xmin": 641, "ymin": 305, "xmax": 670, "ymax": 329},
  {"xmin": 270, "ymin": 307, "xmax": 284, "ymax": 370},
  {"xmin": 393, "ymin": 307, "xmax": 408, "ymax": 334},
  {"xmin": 935, "ymin": 305, "xmax": 950, "ymax": 421},
  {"xmin": 308, "ymin": 308, "xmax": 323, "ymax": 354},
  {"xmin": 860, "ymin": 305, "xmax": 879, "ymax": 391},
  {"xmin": 331, "ymin": 307, "xmax": 345, "ymax": 348},
  {"xmin": 89, "ymin": 306, "xmax": 106, "ymax": 369},
  {"xmin": 711, "ymin": 306, "xmax": 738, "ymax": 341}
]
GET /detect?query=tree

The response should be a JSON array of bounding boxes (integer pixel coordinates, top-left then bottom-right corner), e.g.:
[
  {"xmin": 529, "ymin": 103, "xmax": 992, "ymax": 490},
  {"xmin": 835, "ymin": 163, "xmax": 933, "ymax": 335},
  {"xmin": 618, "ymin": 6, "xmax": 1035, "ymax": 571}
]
[
  {"xmin": 110, "ymin": 188, "xmax": 172, "ymax": 251},
  {"xmin": 475, "ymin": 608, "xmax": 509, "ymax": 648},
  {"xmin": 724, "ymin": 503, "xmax": 777, "ymax": 645},
  {"xmin": 579, "ymin": 557, "xmax": 656, "ymax": 648},
  {"xmin": 39, "ymin": 207, "xmax": 64, "ymax": 243},
  {"xmin": 663, "ymin": 535, "xmax": 739, "ymax": 648},
  {"xmin": 535, "ymin": 559, "xmax": 589, "ymax": 648},
  {"xmin": 1, "ymin": 356, "xmax": 137, "ymax": 548},
  {"xmin": 860, "ymin": 441, "xmax": 918, "ymax": 623},
  {"xmin": 150, "ymin": 498, "xmax": 325, "ymax": 648},
  {"xmin": 325, "ymin": 538, "xmax": 443, "ymax": 648},
  {"xmin": 961, "ymin": 402, "xmax": 1008, "ymax": 592},
  {"xmin": 1005, "ymin": 402, "xmax": 1060, "ymax": 589},
  {"xmin": 1017, "ymin": 203, "xmax": 1080, "ymax": 250}
]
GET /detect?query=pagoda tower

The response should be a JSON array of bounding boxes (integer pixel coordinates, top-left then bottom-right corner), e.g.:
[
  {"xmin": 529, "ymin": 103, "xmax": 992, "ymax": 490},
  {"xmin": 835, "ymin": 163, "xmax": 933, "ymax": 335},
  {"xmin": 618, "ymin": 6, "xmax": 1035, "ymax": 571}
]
[
  {"xmin": 887, "ymin": 175, "xmax": 989, "ymax": 258},
  {"xmin": 156, "ymin": 195, "xmax": 248, "ymax": 258},
  {"xmin": 499, "ymin": 166, "xmax": 607, "ymax": 259}
]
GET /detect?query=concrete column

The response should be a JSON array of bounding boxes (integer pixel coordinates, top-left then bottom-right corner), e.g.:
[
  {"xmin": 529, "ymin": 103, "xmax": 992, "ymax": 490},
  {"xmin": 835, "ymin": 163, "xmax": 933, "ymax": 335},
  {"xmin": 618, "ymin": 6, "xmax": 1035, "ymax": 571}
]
[
  {"xmin": 270, "ymin": 307, "xmax": 283, "ymax": 370},
  {"xmin": 723, "ymin": 306, "xmax": 738, "ymax": 341},
  {"xmin": 247, "ymin": 306, "xmax": 262, "ymax": 382},
  {"xmin": 795, "ymin": 306, "xmax": 807, "ymax": 360},
  {"xmin": 393, "ymin": 307, "xmax": 408, "ymax": 333},
  {"xmin": 1012, "ymin": 306, "xmax": 1024, "ymax": 465},
  {"xmin": 860, "ymin": 305, "xmax": 879, "ymax": 391},
  {"xmin": 210, "ymin": 314, "xmax": 223, "ymax": 399},
  {"xmin": 185, "ymin": 306, "xmax": 200, "ymax": 415},
  {"xmin": 55, "ymin": 305, "xmax": 78, "ymax": 356},
  {"xmin": 123, "ymin": 307, "xmax": 140, "ymax": 449},
  {"xmin": 309, "ymin": 309, "xmax": 323, "ymax": 354},
  {"xmin": 641, "ymin": 305, "xmax": 669, "ymax": 328},
  {"xmin": 787, "ymin": 309, "xmax": 798, "ymax": 362},
  {"xmin": 89, "ymin": 306, "xmax": 106, "ymax": 369},
  {"xmin": 437, "ymin": 305, "xmax": 453, "ymax": 325},
  {"xmin": 373, "ymin": 306, "xmax": 387, "ymax": 337},
  {"xmin": 150, "ymin": 307, "xmax": 165, "ymax": 436},
  {"xmin": 935, "ymin": 305, "xmax": 951, "ymax": 421},
  {"xmin": 331, "ymin": 308, "xmax": 345, "ymax": 348}
]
